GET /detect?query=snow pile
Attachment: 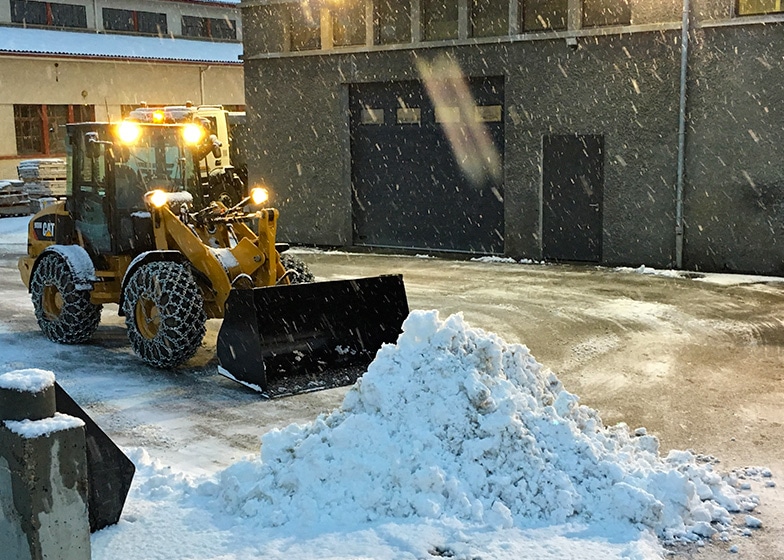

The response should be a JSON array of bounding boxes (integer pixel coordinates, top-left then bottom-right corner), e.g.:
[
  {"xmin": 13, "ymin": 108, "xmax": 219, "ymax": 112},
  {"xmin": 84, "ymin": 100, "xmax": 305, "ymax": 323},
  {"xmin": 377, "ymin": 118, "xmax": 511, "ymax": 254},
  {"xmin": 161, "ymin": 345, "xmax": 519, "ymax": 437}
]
[
  {"xmin": 614, "ymin": 265, "xmax": 685, "ymax": 279},
  {"xmin": 212, "ymin": 310, "xmax": 760, "ymax": 542}
]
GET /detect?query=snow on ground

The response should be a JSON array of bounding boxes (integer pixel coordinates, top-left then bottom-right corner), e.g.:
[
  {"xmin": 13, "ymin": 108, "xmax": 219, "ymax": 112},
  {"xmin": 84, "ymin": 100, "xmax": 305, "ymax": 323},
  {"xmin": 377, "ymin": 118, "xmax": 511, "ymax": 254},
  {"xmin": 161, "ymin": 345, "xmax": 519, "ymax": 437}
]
[
  {"xmin": 0, "ymin": 217, "xmax": 774, "ymax": 559},
  {"xmin": 90, "ymin": 312, "xmax": 769, "ymax": 559}
]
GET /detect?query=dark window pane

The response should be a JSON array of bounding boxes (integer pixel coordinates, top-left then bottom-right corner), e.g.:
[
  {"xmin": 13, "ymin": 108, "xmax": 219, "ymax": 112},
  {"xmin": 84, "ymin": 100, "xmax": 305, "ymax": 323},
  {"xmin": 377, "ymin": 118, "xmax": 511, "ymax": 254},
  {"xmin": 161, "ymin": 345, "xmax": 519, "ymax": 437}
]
[
  {"xmin": 737, "ymin": 0, "xmax": 783, "ymax": 15},
  {"xmin": 333, "ymin": 1, "xmax": 365, "ymax": 46},
  {"xmin": 471, "ymin": 0, "xmax": 508, "ymax": 37},
  {"xmin": 51, "ymin": 3, "xmax": 87, "ymax": 28},
  {"xmin": 72, "ymin": 105, "xmax": 95, "ymax": 123},
  {"xmin": 14, "ymin": 105, "xmax": 43, "ymax": 155},
  {"xmin": 11, "ymin": 0, "xmax": 47, "ymax": 25},
  {"xmin": 103, "ymin": 8, "xmax": 134, "ymax": 31},
  {"xmin": 210, "ymin": 17, "xmax": 236, "ymax": 39},
  {"xmin": 289, "ymin": 5, "xmax": 320, "ymax": 51},
  {"xmin": 423, "ymin": 0, "xmax": 458, "ymax": 41},
  {"xmin": 375, "ymin": 0, "xmax": 410, "ymax": 44},
  {"xmin": 583, "ymin": 0, "xmax": 631, "ymax": 27},
  {"xmin": 137, "ymin": 11, "xmax": 167, "ymax": 34},
  {"xmin": 182, "ymin": 15, "xmax": 208, "ymax": 37},
  {"xmin": 46, "ymin": 105, "xmax": 68, "ymax": 154},
  {"xmin": 522, "ymin": 0, "xmax": 567, "ymax": 31}
]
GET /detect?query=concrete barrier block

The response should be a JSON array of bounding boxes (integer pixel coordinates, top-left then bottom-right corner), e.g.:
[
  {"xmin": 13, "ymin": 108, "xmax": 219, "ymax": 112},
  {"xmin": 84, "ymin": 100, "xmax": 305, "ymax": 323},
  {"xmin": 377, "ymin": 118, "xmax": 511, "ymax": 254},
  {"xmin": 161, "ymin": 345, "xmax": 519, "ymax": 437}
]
[{"xmin": 0, "ymin": 370, "xmax": 91, "ymax": 560}]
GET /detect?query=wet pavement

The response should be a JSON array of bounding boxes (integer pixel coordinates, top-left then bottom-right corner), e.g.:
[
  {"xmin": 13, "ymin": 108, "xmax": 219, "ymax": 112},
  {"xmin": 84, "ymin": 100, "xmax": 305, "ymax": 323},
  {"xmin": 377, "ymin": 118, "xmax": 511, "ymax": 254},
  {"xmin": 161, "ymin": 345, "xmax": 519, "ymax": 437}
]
[{"xmin": 1, "ymin": 245, "xmax": 782, "ymax": 558}]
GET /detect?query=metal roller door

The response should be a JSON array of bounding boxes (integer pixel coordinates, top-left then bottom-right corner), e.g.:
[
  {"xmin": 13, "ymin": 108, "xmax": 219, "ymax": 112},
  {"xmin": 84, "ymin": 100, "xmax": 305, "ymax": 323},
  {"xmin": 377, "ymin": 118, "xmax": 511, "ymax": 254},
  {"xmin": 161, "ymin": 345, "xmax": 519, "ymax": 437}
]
[{"xmin": 349, "ymin": 77, "xmax": 504, "ymax": 254}]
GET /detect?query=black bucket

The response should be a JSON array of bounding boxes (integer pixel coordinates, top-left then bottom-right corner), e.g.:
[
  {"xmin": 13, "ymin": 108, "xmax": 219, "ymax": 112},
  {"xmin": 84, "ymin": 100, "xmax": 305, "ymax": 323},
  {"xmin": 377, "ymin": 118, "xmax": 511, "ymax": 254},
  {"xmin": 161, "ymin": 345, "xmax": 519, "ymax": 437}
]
[{"xmin": 216, "ymin": 274, "xmax": 408, "ymax": 396}]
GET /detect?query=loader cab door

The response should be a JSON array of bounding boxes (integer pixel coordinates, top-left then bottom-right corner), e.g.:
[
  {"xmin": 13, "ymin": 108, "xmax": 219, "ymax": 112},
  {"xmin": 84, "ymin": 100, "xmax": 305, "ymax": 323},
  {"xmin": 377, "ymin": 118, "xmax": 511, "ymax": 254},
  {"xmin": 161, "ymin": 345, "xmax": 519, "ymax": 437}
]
[{"xmin": 69, "ymin": 127, "xmax": 113, "ymax": 257}]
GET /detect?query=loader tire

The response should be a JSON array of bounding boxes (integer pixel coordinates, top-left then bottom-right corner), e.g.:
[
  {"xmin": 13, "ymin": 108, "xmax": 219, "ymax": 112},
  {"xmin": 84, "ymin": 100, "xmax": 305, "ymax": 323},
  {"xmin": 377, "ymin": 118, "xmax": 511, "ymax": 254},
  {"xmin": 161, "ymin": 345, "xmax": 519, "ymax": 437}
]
[
  {"xmin": 280, "ymin": 253, "xmax": 314, "ymax": 284},
  {"xmin": 30, "ymin": 253, "xmax": 102, "ymax": 344},
  {"xmin": 122, "ymin": 261, "xmax": 206, "ymax": 368}
]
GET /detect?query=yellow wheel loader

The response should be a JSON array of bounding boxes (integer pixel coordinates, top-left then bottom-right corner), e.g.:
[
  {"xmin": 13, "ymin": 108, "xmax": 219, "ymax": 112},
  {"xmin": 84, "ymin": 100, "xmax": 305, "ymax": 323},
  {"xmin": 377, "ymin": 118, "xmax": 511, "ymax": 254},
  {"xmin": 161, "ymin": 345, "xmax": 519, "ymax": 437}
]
[{"xmin": 17, "ymin": 119, "xmax": 409, "ymax": 397}]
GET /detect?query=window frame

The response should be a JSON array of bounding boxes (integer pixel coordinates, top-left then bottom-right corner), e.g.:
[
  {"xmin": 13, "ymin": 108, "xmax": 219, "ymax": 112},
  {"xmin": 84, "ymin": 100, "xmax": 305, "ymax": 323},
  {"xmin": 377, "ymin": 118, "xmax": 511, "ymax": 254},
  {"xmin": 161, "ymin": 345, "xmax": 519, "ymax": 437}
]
[
  {"xmin": 13, "ymin": 104, "xmax": 96, "ymax": 157},
  {"xmin": 10, "ymin": 0, "xmax": 87, "ymax": 29},
  {"xmin": 103, "ymin": 7, "xmax": 168, "ymax": 35},
  {"xmin": 582, "ymin": 0, "xmax": 632, "ymax": 28},
  {"xmin": 181, "ymin": 15, "xmax": 237, "ymax": 40},
  {"xmin": 736, "ymin": 0, "xmax": 783, "ymax": 15}
]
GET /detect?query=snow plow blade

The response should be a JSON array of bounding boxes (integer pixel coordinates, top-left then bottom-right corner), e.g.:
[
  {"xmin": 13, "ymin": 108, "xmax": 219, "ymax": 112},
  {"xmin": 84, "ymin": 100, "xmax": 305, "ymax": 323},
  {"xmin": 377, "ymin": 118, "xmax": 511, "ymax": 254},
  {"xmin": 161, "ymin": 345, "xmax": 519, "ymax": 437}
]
[{"xmin": 216, "ymin": 274, "xmax": 408, "ymax": 397}]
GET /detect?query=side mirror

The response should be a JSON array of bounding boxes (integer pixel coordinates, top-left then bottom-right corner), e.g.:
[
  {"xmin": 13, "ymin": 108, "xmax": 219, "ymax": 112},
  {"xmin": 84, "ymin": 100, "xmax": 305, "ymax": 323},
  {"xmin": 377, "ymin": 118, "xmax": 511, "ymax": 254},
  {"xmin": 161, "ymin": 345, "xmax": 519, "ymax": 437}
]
[
  {"xmin": 210, "ymin": 135, "xmax": 222, "ymax": 159},
  {"xmin": 85, "ymin": 132, "xmax": 101, "ymax": 159}
]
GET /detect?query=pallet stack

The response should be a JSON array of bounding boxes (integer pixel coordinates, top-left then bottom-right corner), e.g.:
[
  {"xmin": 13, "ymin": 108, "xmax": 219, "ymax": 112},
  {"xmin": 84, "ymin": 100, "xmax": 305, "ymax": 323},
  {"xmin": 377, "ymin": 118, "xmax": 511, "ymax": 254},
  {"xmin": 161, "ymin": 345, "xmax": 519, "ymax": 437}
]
[
  {"xmin": 0, "ymin": 180, "xmax": 31, "ymax": 217},
  {"xmin": 18, "ymin": 159, "xmax": 67, "ymax": 213},
  {"xmin": 18, "ymin": 159, "xmax": 67, "ymax": 197}
]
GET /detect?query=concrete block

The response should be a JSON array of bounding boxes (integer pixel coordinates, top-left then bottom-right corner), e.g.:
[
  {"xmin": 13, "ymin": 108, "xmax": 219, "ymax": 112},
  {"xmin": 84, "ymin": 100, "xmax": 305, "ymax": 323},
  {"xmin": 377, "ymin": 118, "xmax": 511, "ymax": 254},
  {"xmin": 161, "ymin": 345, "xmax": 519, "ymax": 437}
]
[{"xmin": 0, "ymin": 370, "xmax": 91, "ymax": 560}]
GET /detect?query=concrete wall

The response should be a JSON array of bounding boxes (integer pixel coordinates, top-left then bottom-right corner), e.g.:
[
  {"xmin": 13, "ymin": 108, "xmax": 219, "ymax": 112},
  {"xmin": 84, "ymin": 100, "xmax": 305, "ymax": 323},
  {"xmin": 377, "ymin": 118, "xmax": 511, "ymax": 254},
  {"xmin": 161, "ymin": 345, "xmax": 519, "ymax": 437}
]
[
  {"xmin": 244, "ymin": 33, "xmax": 682, "ymax": 267},
  {"xmin": 241, "ymin": 0, "xmax": 784, "ymax": 274},
  {"xmin": 0, "ymin": 56, "xmax": 243, "ymax": 179},
  {"xmin": 684, "ymin": 23, "xmax": 784, "ymax": 274}
]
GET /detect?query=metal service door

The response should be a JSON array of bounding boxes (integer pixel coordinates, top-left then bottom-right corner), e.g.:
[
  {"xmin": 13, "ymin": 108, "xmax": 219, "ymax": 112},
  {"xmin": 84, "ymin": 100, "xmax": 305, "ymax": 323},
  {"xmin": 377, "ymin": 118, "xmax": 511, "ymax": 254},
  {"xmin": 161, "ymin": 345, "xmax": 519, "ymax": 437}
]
[
  {"xmin": 542, "ymin": 134, "xmax": 604, "ymax": 262},
  {"xmin": 350, "ymin": 78, "xmax": 504, "ymax": 254}
]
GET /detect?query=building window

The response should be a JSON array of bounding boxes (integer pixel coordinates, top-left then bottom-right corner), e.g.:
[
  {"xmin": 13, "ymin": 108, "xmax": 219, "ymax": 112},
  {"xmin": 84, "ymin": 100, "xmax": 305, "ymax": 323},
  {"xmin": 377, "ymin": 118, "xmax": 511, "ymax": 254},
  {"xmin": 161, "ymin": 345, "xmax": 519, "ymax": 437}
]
[
  {"xmin": 521, "ymin": 0, "xmax": 567, "ymax": 31},
  {"xmin": 470, "ymin": 0, "xmax": 508, "ymax": 37},
  {"xmin": 375, "ymin": 0, "xmax": 410, "ymax": 44},
  {"xmin": 289, "ymin": 4, "xmax": 320, "ymax": 51},
  {"xmin": 14, "ymin": 104, "xmax": 95, "ymax": 156},
  {"xmin": 103, "ymin": 8, "xmax": 168, "ymax": 35},
  {"xmin": 182, "ymin": 15, "xmax": 237, "ymax": 40},
  {"xmin": 582, "ymin": 0, "xmax": 631, "ymax": 27},
  {"xmin": 423, "ymin": 0, "xmax": 458, "ymax": 41},
  {"xmin": 11, "ymin": 0, "xmax": 87, "ymax": 29},
  {"xmin": 333, "ymin": 0, "xmax": 366, "ymax": 46},
  {"xmin": 737, "ymin": 0, "xmax": 783, "ymax": 15}
]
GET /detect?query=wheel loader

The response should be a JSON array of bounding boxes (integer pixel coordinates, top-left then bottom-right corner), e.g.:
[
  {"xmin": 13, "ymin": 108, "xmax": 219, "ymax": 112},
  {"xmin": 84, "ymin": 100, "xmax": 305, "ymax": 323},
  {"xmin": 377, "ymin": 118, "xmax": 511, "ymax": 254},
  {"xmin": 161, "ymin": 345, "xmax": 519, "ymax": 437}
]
[{"xmin": 17, "ymin": 118, "xmax": 409, "ymax": 397}]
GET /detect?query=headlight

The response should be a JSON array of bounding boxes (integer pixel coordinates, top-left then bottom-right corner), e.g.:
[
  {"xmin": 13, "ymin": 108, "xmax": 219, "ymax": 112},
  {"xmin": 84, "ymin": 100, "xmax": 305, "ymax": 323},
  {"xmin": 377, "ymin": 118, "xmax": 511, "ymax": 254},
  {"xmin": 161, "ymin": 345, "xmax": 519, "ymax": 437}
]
[
  {"xmin": 117, "ymin": 122, "xmax": 142, "ymax": 144},
  {"xmin": 146, "ymin": 190, "xmax": 169, "ymax": 208},
  {"xmin": 182, "ymin": 123, "xmax": 205, "ymax": 145},
  {"xmin": 250, "ymin": 187, "xmax": 269, "ymax": 206}
]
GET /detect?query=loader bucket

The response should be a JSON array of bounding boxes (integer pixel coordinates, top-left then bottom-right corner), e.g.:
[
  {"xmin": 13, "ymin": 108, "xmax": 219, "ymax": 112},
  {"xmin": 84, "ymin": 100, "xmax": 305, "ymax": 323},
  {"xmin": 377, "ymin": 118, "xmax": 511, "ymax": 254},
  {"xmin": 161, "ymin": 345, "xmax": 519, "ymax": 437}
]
[{"xmin": 216, "ymin": 274, "xmax": 409, "ymax": 397}]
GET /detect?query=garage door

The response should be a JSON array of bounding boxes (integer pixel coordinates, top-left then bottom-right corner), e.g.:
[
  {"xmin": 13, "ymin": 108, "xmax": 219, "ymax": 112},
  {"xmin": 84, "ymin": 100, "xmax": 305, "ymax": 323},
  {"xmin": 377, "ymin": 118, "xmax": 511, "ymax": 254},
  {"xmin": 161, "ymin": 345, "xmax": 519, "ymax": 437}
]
[{"xmin": 349, "ymin": 78, "xmax": 504, "ymax": 254}]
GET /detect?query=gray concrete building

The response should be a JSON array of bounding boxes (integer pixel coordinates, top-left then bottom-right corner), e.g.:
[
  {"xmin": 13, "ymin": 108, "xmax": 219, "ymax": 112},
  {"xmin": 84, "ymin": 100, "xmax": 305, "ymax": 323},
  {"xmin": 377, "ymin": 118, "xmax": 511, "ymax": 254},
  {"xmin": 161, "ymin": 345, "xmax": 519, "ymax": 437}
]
[{"xmin": 240, "ymin": 0, "xmax": 784, "ymax": 275}]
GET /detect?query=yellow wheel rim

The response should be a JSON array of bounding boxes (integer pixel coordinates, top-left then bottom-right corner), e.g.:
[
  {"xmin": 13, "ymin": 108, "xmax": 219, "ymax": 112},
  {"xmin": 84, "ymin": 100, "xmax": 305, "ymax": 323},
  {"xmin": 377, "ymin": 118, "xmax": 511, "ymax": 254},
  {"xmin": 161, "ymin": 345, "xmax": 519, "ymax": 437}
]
[
  {"xmin": 135, "ymin": 296, "xmax": 160, "ymax": 340},
  {"xmin": 42, "ymin": 284, "xmax": 63, "ymax": 320}
]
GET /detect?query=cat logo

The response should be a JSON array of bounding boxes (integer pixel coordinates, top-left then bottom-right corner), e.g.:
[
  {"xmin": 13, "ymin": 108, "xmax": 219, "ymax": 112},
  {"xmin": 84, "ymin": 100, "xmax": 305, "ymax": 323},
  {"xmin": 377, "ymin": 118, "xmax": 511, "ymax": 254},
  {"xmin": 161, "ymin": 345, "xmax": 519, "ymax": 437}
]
[{"xmin": 33, "ymin": 220, "xmax": 55, "ymax": 240}]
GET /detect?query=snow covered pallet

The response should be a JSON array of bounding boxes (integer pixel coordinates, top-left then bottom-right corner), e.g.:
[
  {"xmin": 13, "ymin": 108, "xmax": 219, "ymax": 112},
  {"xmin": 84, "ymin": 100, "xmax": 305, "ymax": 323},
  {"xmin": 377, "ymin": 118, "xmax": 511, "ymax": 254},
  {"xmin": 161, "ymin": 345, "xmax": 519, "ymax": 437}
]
[
  {"xmin": 17, "ymin": 158, "xmax": 67, "ymax": 181},
  {"xmin": 24, "ymin": 180, "xmax": 67, "ymax": 198},
  {"xmin": 0, "ymin": 180, "xmax": 31, "ymax": 217},
  {"xmin": 18, "ymin": 159, "xmax": 67, "ymax": 198}
]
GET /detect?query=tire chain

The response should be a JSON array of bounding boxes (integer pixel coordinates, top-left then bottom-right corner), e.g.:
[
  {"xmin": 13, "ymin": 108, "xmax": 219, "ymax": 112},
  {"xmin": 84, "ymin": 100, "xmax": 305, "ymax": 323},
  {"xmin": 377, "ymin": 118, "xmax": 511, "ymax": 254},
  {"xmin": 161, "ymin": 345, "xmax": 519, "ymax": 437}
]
[
  {"xmin": 280, "ymin": 253, "xmax": 315, "ymax": 284},
  {"xmin": 122, "ymin": 261, "xmax": 206, "ymax": 368},
  {"xmin": 30, "ymin": 253, "xmax": 102, "ymax": 344}
]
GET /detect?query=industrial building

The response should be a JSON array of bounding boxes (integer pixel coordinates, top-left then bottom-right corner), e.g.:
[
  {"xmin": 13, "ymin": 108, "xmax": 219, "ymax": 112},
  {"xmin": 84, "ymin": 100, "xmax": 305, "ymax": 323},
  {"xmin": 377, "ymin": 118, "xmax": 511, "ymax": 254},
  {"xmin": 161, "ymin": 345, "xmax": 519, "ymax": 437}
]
[
  {"xmin": 0, "ymin": 0, "xmax": 244, "ymax": 179},
  {"xmin": 241, "ymin": 0, "xmax": 784, "ymax": 275}
]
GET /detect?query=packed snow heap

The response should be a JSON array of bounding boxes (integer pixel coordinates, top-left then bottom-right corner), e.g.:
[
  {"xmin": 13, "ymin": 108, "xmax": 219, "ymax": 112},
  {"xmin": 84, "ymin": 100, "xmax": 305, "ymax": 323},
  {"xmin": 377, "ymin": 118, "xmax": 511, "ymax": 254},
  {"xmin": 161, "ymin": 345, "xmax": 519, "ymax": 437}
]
[{"xmin": 214, "ymin": 310, "xmax": 759, "ymax": 540}]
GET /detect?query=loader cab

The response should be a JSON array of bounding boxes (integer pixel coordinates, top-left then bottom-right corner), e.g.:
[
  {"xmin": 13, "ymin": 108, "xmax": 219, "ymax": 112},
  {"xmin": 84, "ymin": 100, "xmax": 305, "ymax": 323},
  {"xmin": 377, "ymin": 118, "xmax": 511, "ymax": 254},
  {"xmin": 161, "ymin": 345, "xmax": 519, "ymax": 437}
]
[{"xmin": 66, "ymin": 122, "xmax": 204, "ymax": 259}]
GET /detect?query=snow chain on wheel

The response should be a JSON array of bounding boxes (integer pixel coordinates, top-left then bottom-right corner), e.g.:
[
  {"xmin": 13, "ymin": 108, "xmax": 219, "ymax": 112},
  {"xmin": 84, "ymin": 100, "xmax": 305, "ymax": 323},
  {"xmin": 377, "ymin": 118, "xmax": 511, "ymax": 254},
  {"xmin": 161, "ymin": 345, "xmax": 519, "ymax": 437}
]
[
  {"xmin": 30, "ymin": 253, "xmax": 102, "ymax": 344},
  {"xmin": 280, "ymin": 253, "xmax": 314, "ymax": 284},
  {"xmin": 122, "ymin": 261, "xmax": 206, "ymax": 368}
]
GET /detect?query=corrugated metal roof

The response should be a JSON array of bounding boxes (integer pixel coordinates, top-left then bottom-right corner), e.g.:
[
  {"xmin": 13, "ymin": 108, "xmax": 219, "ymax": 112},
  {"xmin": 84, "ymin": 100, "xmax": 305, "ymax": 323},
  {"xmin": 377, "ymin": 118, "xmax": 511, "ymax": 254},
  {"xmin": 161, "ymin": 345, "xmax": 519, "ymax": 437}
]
[{"xmin": 0, "ymin": 26, "xmax": 243, "ymax": 63}]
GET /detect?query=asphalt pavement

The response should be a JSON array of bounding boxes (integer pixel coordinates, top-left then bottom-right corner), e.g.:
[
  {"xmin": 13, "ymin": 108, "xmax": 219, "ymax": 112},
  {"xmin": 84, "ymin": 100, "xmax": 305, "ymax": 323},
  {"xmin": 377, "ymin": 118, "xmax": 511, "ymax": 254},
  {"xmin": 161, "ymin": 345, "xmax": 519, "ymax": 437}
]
[{"xmin": 1, "ymin": 245, "xmax": 782, "ymax": 558}]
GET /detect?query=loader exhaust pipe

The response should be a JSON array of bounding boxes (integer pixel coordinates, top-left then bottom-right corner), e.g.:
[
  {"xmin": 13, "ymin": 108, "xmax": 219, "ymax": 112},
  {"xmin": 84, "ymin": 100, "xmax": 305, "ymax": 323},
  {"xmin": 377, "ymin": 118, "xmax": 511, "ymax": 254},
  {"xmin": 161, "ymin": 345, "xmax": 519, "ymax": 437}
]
[{"xmin": 216, "ymin": 274, "xmax": 408, "ymax": 397}]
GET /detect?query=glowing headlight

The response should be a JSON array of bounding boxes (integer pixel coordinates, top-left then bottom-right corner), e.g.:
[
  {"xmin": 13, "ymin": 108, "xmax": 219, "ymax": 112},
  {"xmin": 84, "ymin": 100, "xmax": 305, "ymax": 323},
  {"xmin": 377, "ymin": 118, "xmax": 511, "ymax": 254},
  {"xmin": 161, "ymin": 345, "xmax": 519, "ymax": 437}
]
[
  {"xmin": 250, "ymin": 187, "xmax": 269, "ymax": 206},
  {"xmin": 147, "ymin": 190, "xmax": 169, "ymax": 208},
  {"xmin": 182, "ymin": 123, "xmax": 205, "ymax": 145},
  {"xmin": 152, "ymin": 110, "xmax": 165, "ymax": 123},
  {"xmin": 117, "ymin": 121, "xmax": 142, "ymax": 144}
]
